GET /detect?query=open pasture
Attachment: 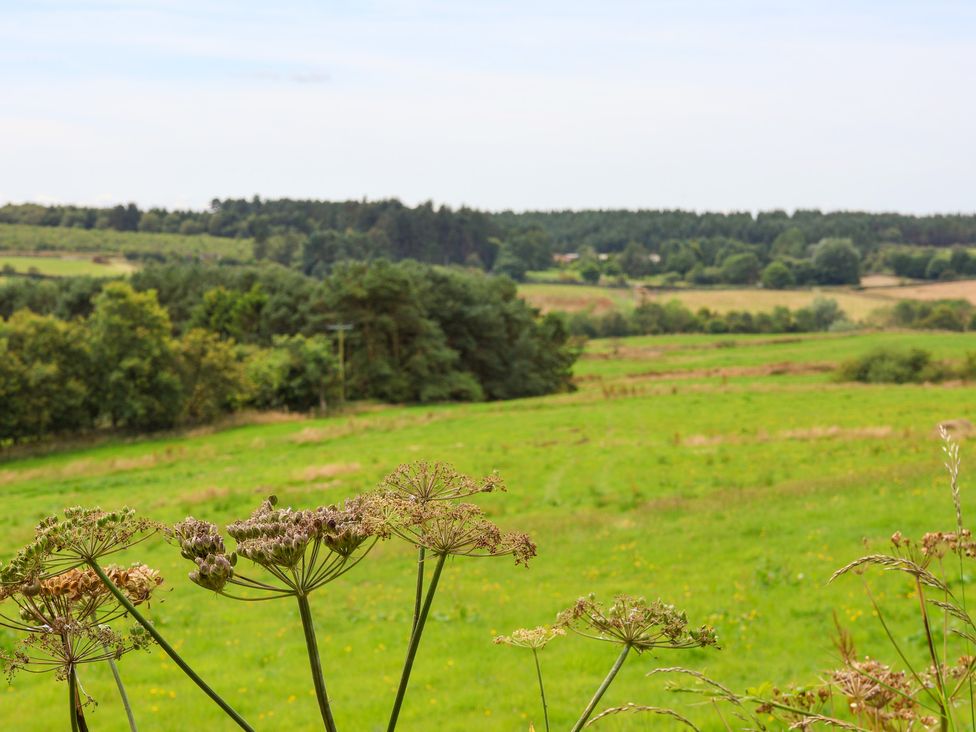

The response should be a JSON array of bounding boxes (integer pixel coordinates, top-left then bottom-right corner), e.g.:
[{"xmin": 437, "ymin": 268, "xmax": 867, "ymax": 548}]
[
  {"xmin": 1, "ymin": 331, "xmax": 975, "ymax": 730},
  {"xmin": 0, "ymin": 253, "xmax": 136, "ymax": 278},
  {"xmin": 0, "ymin": 223, "xmax": 252, "ymax": 260}
]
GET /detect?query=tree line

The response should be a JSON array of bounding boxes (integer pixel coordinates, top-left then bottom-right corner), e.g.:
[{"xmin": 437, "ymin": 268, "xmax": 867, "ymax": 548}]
[
  {"xmin": 0, "ymin": 262, "xmax": 578, "ymax": 443},
  {"xmin": 4, "ymin": 199, "xmax": 976, "ymax": 281}
]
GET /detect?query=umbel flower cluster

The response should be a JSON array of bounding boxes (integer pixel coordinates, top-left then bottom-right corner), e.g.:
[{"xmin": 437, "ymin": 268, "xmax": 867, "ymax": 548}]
[
  {"xmin": 0, "ymin": 564, "xmax": 160, "ymax": 681},
  {"xmin": 174, "ymin": 494, "xmax": 383, "ymax": 597},
  {"xmin": 557, "ymin": 593, "xmax": 719, "ymax": 652},
  {"xmin": 0, "ymin": 506, "xmax": 159, "ymax": 585}
]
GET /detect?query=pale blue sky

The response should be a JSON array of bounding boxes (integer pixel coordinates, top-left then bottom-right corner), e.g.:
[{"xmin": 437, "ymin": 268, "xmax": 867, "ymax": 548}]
[{"xmin": 1, "ymin": 1, "xmax": 974, "ymax": 212}]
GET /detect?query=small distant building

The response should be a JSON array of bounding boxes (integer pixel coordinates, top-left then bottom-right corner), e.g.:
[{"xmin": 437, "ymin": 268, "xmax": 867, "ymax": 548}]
[{"xmin": 553, "ymin": 252, "xmax": 580, "ymax": 264}]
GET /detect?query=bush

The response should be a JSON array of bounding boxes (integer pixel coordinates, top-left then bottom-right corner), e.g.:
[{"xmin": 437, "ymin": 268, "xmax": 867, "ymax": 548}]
[
  {"xmin": 836, "ymin": 348, "xmax": 948, "ymax": 384},
  {"xmin": 761, "ymin": 260, "xmax": 795, "ymax": 289}
]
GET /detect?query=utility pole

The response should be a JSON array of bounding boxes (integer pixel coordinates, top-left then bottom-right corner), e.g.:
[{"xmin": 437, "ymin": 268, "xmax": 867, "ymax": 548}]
[{"xmin": 327, "ymin": 323, "xmax": 354, "ymax": 402}]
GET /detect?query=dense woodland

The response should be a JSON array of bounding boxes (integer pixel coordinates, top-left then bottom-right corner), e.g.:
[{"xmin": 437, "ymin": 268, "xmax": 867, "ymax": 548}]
[
  {"xmin": 4, "ymin": 200, "xmax": 976, "ymax": 285},
  {"xmin": 0, "ymin": 262, "xmax": 577, "ymax": 443}
]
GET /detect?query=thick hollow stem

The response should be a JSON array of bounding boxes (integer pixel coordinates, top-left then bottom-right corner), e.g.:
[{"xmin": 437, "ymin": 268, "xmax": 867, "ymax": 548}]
[
  {"xmin": 297, "ymin": 592, "xmax": 338, "ymax": 732},
  {"xmin": 85, "ymin": 559, "xmax": 255, "ymax": 732},
  {"xmin": 532, "ymin": 648, "xmax": 550, "ymax": 732},
  {"xmin": 105, "ymin": 649, "xmax": 139, "ymax": 732},
  {"xmin": 411, "ymin": 547, "xmax": 426, "ymax": 633},
  {"xmin": 570, "ymin": 645, "xmax": 631, "ymax": 732},
  {"xmin": 69, "ymin": 667, "xmax": 80, "ymax": 732},
  {"xmin": 387, "ymin": 552, "xmax": 447, "ymax": 732}
]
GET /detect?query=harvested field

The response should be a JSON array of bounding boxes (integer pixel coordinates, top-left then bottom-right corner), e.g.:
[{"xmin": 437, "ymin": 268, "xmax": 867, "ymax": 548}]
[{"xmin": 865, "ymin": 278, "xmax": 976, "ymax": 305}]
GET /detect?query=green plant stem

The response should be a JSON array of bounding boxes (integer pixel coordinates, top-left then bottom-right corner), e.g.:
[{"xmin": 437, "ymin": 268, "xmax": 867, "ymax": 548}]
[
  {"xmin": 297, "ymin": 592, "xmax": 338, "ymax": 732},
  {"xmin": 570, "ymin": 645, "xmax": 631, "ymax": 732},
  {"xmin": 412, "ymin": 547, "xmax": 425, "ymax": 633},
  {"xmin": 105, "ymin": 649, "xmax": 138, "ymax": 732},
  {"xmin": 916, "ymin": 578, "xmax": 950, "ymax": 732},
  {"xmin": 387, "ymin": 552, "xmax": 447, "ymax": 732},
  {"xmin": 69, "ymin": 666, "xmax": 80, "ymax": 732},
  {"xmin": 85, "ymin": 559, "xmax": 255, "ymax": 732},
  {"xmin": 532, "ymin": 648, "xmax": 550, "ymax": 732}
]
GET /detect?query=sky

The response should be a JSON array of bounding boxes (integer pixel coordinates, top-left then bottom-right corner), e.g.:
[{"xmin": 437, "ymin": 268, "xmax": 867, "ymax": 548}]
[{"xmin": 1, "ymin": 0, "xmax": 974, "ymax": 214}]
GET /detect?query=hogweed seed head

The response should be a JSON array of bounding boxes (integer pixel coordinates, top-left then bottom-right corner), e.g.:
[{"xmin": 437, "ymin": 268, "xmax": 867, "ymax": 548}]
[
  {"xmin": 2, "ymin": 508, "xmax": 159, "ymax": 587},
  {"xmin": 0, "ymin": 563, "xmax": 161, "ymax": 683},
  {"xmin": 557, "ymin": 594, "xmax": 718, "ymax": 652},
  {"xmin": 382, "ymin": 461, "xmax": 505, "ymax": 505},
  {"xmin": 175, "ymin": 493, "xmax": 385, "ymax": 597},
  {"xmin": 382, "ymin": 498, "xmax": 536, "ymax": 565}
]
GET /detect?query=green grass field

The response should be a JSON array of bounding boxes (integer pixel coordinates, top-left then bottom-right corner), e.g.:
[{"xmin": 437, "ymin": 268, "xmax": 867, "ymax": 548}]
[
  {"xmin": 0, "ymin": 254, "xmax": 136, "ymax": 278},
  {"xmin": 0, "ymin": 223, "xmax": 252, "ymax": 260},
  {"xmin": 1, "ymin": 331, "xmax": 974, "ymax": 730}
]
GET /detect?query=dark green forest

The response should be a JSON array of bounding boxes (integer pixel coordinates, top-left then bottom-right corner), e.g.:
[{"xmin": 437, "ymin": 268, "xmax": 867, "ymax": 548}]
[
  {"xmin": 0, "ymin": 262, "xmax": 577, "ymax": 443},
  {"xmin": 5, "ymin": 199, "xmax": 976, "ymax": 285}
]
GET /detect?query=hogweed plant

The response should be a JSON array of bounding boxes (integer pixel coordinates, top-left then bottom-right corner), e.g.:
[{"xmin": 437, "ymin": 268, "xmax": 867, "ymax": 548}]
[
  {"xmin": 494, "ymin": 626, "xmax": 565, "ymax": 732},
  {"xmin": 0, "ymin": 461, "xmax": 734, "ymax": 731},
  {"xmin": 377, "ymin": 464, "xmax": 535, "ymax": 731},
  {"xmin": 173, "ymin": 494, "xmax": 384, "ymax": 732},
  {"xmin": 0, "ymin": 564, "xmax": 160, "ymax": 731},
  {"xmin": 381, "ymin": 461, "xmax": 504, "ymax": 632},
  {"xmin": 497, "ymin": 594, "xmax": 718, "ymax": 732},
  {"xmin": 0, "ymin": 507, "xmax": 254, "ymax": 731}
]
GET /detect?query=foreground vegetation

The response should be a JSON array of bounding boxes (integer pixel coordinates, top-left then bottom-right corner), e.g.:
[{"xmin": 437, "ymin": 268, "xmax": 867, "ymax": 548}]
[{"xmin": 0, "ymin": 331, "xmax": 974, "ymax": 729}]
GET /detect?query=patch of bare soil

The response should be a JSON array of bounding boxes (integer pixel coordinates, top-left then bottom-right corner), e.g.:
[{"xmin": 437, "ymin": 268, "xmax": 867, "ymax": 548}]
[
  {"xmin": 626, "ymin": 361, "xmax": 835, "ymax": 382},
  {"xmin": 682, "ymin": 425, "xmax": 898, "ymax": 447},
  {"xmin": 297, "ymin": 463, "xmax": 362, "ymax": 481}
]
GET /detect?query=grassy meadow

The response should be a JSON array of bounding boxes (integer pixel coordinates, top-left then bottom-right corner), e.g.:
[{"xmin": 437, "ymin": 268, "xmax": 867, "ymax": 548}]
[{"xmin": 2, "ymin": 331, "xmax": 975, "ymax": 730}]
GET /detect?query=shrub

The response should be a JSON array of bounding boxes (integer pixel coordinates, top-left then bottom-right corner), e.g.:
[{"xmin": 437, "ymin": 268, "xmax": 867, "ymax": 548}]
[
  {"xmin": 836, "ymin": 347, "xmax": 945, "ymax": 384},
  {"xmin": 761, "ymin": 260, "xmax": 795, "ymax": 289}
]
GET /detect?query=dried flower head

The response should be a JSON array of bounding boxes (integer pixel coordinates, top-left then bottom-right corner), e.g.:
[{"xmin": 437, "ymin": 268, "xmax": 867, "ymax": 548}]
[
  {"xmin": 557, "ymin": 594, "xmax": 718, "ymax": 652},
  {"xmin": 175, "ymin": 494, "xmax": 383, "ymax": 598},
  {"xmin": 0, "ymin": 564, "xmax": 162, "ymax": 633},
  {"xmin": 382, "ymin": 461, "xmax": 505, "ymax": 504},
  {"xmin": 383, "ymin": 498, "xmax": 535, "ymax": 565},
  {"xmin": 494, "ymin": 625, "xmax": 565, "ymax": 650},
  {"xmin": 829, "ymin": 657, "xmax": 917, "ymax": 723},
  {"xmin": 0, "ymin": 618, "xmax": 151, "ymax": 682},
  {"xmin": 0, "ymin": 564, "xmax": 160, "ymax": 682}
]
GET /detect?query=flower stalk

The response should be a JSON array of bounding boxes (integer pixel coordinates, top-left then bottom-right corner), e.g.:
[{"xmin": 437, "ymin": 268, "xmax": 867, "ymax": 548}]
[
  {"xmin": 297, "ymin": 592, "xmax": 337, "ymax": 732},
  {"xmin": 387, "ymin": 552, "xmax": 447, "ymax": 732},
  {"xmin": 85, "ymin": 559, "xmax": 255, "ymax": 732},
  {"xmin": 571, "ymin": 644, "xmax": 630, "ymax": 732}
]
